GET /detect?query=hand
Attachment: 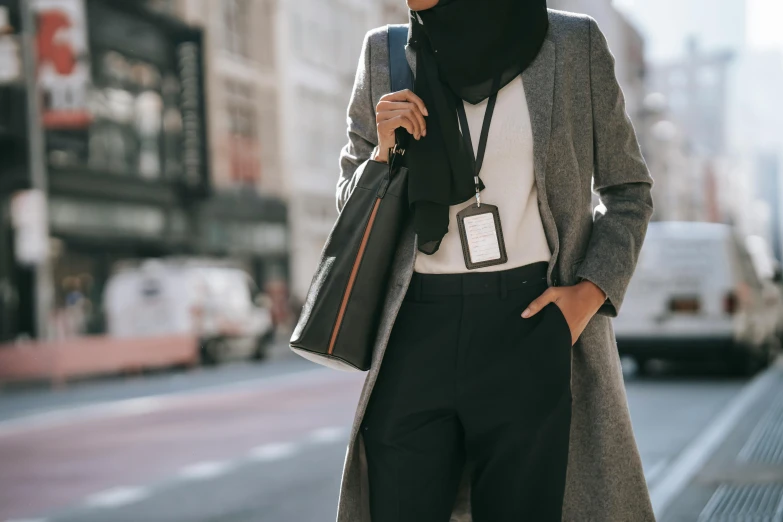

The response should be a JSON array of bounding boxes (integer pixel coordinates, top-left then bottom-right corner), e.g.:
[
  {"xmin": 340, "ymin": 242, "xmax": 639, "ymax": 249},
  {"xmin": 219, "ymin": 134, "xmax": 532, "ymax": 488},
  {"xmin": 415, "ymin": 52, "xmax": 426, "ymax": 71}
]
[
  {"xmin": 373, "ymin": 89, "xmax": 428, "ymax": 163},
  {"xmin": 521, "ymin": 281, "xmax": 607, "ymax": 345}
]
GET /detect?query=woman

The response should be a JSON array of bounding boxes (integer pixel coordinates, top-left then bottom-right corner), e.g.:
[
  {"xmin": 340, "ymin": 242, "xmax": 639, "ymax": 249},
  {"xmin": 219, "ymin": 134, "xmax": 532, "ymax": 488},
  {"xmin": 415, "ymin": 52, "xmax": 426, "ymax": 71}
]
[{"xmin": 335, "ymin": 1, "xmax": 655, "ymax": 521}]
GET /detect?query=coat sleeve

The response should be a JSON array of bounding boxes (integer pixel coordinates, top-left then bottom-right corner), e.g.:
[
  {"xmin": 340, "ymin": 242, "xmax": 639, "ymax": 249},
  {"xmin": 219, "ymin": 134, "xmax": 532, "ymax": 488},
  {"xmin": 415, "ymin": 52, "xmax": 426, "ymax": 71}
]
[
  {"xmin": 573, "ymin": 17, "xmax": 655, "ymax": 318},
  {"xmin": 336, "ymin": 30, "xmax": 379, "ymax": 214}
]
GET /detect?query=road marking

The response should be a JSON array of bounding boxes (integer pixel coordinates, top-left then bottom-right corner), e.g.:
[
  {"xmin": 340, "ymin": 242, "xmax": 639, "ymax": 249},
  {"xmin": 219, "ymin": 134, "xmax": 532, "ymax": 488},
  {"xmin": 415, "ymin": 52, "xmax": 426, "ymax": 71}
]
[
  {"xmin": 0, "ymin": 367, "xmax": 339, "ymax": 437},
  {"xmin": 178, "ymin": 460, "xmax": 235, "ymax": 480},
  {"xmin": 308, "ymin": 426, "xmax": 347, "ymax": 444},
  {"xmin": 7, "ymin": 427, "xmax": 347, "ymax": 521},
  {"xmin": 111, "ymin": 397, "xmax": 162, "ymax": 415},
  {"xmin": 84, "ymin": 486, "xmax": 149, "ymax": 508},
  {"xmin": 649, "ymin": 358, "xmax": 783, "ymax": 518},
  {"xmin": 248, "ymin": 442, "xmax": 299, "ymax": 461},
  {"xmin": 5, "ymin": 518, "xmax": 48, "ymax": 522},
  {"xmin": 644, "ymin": 459, "xmax": 668, "ymax": 486},
  {"xmin": 0, "ymin": 395, "xmax": 169, "ymax": 438}
]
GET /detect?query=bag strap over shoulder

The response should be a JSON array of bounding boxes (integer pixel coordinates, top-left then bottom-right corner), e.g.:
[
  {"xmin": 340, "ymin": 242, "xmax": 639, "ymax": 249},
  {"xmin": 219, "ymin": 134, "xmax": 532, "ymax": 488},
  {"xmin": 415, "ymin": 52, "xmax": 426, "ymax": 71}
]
[
  {"xmin": 387, "ymin": 24, "xmax": 413, "ymax": 158},
  {"xmin": 387, "ymin": 24, "xmax": 412, "ymax": 93}
]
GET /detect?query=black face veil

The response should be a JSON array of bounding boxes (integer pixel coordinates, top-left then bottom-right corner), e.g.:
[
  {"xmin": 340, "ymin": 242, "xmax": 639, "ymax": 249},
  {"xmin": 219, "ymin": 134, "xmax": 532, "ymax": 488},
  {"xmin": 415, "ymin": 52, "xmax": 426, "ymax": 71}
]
[{"xmin": 403, "ymin": 0, "xmax": 549, "ymax": 255}]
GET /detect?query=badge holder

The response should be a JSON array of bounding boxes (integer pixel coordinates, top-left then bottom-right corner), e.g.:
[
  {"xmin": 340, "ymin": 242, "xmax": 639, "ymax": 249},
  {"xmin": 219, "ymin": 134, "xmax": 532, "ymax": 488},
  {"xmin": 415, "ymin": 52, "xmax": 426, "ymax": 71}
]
[
  {"xmin": 457, "ymin": 200, "xmax": 508, "ymax": 269},
  {"xmin": 455, "ymin": 78, "xmax": 508, "ymax": 270}
]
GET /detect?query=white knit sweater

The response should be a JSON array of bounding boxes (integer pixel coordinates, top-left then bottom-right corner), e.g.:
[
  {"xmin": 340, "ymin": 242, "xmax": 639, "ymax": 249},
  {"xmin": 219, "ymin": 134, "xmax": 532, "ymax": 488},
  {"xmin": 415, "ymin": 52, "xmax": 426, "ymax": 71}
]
[{"xmin": 413, "ymin": 73, "xmax": 551, "ymax": 273}]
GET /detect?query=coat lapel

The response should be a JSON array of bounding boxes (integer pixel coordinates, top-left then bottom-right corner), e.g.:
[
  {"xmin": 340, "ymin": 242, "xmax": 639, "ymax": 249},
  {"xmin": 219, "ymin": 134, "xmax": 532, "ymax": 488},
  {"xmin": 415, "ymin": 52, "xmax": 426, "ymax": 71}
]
[
  {"xmin": 522, "ymin": 38, "xmax": 556, "ymax": 196},
  {"xmin": 522, "ymin": 38, "xmax": 560, "ymax": 274}
]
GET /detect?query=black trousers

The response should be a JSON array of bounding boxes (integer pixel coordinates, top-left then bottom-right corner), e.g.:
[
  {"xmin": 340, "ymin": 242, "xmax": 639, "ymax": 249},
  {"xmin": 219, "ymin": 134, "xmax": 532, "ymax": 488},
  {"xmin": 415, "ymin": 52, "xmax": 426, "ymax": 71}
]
[{"xmin": 361, "ymin": 261, "xmax": 573, "ymax": 522}]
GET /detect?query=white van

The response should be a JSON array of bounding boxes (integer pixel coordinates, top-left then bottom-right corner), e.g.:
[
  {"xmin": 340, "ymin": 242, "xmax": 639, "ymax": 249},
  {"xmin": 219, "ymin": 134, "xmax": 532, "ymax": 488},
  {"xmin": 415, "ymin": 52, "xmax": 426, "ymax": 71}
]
[
  {"xmin": 613, "ymin": 222, "xmax": 780, "ymax": 374},
  {"xmin": 103, "ymin": 258, "xmax": 276, "ymax": 365}
]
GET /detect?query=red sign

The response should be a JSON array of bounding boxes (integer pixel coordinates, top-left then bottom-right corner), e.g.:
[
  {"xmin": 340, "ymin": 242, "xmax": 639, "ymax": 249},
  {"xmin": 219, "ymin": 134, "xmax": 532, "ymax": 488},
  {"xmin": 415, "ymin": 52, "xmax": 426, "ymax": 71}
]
[{"xmin": 33, "ymin": 0, "xmax": 92, "ymax": 129}]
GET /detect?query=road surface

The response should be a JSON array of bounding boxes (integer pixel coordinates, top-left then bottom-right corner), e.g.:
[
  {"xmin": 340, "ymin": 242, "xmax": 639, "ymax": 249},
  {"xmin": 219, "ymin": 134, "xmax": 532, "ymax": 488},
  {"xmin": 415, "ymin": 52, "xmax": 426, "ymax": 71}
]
[{"xmin": 0, "ymin": 351, "xmax": 752, "ymax": 522}]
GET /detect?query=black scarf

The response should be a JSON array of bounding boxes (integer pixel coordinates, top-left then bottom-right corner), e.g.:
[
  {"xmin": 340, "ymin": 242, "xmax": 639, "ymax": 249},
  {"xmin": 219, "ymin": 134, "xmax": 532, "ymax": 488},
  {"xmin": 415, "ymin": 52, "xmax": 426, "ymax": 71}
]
[{"xmin": 404, "ymin": 0, "xmax": 549, "ymax": 255}]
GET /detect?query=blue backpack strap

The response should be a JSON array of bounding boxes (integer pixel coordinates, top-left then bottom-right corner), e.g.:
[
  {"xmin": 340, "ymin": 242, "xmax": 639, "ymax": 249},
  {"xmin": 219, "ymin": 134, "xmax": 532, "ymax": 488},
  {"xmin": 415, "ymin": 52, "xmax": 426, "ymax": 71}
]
[
  {"xmin": 387, "ymin": 24, "xmax": 413, "ymax": 155},
  {"xmin": 387, "ymin": 24, "xmax": 413, "ymax": 93}
]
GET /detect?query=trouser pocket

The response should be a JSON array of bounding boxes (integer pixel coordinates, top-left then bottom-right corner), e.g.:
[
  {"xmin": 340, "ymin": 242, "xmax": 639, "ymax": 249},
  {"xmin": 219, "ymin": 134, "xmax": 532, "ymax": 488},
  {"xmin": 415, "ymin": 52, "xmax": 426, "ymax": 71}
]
[{"xmin": 547, "ymin": 301, "xmax": 573, "ymax": 348}]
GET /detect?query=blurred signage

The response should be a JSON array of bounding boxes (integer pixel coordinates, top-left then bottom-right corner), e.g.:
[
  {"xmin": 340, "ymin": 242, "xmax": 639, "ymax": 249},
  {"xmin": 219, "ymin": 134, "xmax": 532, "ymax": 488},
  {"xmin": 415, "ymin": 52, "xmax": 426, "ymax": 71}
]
[
  {"xmin": 177, "ymin": 40, "xmax": 204, "ymax": 189},
  {"xmin": 205, "ymin": 221, "xmax": 288, "ymax": 256},
  {"xmin": 32, "ymin": 0, "xmax": 93, "ymax": 129},
  {"xmin": 10, "ymin": 189, "xmax": 50, "ymax": 265},
  {"xmin": 49, "ymin": 196, "xmax": 166, "ymax": 238}
]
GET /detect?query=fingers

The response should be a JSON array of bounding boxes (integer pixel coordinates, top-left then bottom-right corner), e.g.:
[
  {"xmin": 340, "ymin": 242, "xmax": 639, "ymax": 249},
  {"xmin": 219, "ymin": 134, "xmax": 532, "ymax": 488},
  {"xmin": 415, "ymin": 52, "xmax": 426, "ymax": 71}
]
[
  {"xmin": 377, "ymin": 102, "xmax": 427, "ymax": 137},
  {"xmin": 522, "ymin": 288, "xmax": 557, "ymax": 318},
  {"xmin": 380, "ymin": 89, "xmax": 428, "ymax": 116},
  {"xmin": 378, "ymin": 113, "xmax": 421, "ymax": 140},
  {"xmin": 376, "ymin": 89, "xmax": 428, "ymax": 140},
  {"xmin": 377, "ymin": 109, "xmax": 424, "ymax": 138}
]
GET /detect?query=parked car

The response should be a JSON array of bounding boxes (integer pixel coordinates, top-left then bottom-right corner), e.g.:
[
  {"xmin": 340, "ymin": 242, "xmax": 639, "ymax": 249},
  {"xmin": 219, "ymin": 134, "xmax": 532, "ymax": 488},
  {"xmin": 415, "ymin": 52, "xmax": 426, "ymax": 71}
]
[
  {"xmin": 104, "ymin": 258, "xmax": 276, "ymax": 365},
  {"xmin": 613, "ymin": 222, "xmax": 780, "ymax": 375}
]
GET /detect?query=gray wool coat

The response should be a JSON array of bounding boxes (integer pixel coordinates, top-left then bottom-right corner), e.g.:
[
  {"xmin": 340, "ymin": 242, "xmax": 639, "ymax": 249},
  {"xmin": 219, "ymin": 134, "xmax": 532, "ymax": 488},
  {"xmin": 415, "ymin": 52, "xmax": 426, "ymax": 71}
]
[{"xmin": 333, "ymin": 9, "xmax": 656, "ymax": 522}]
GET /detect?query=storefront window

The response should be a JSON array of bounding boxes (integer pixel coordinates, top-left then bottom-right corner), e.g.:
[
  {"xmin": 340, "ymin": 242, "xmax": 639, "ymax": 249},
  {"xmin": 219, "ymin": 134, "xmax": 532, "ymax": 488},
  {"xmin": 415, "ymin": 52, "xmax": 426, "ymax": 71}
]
[
  {"xmin": 225, "ymin": 79, "xmax": 259, "ymax": 185},
  {"xmin": 41, "ymin": 1, "xmax": 205, "ymax": 189},
  {"xmin": 52, "ymin": 249, "xmax": 100, "ymax": 337},
  {"xmin": 83, "ymin": 51, "xmax": 180, "ymax": 180},
  {"xmin": 223, "ymin": 0, "xmax": 251, "ymax": 59}
]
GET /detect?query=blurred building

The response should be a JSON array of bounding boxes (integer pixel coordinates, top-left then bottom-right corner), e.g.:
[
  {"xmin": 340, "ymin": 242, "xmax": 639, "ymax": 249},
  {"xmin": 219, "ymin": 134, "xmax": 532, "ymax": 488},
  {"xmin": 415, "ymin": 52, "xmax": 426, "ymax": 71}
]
[
  {"xmin": 0, "ymin": 0, "xmax": 217, "ymax": 339},
  {"xmin": 549, "ymin": 0, "xmax": 646, "ymax": 123},
  {"xmin": 646, "ymin": 38, "xmax": 783, "ymax": 245},
  {"xmin": 0, "ymin": 0, "xmax": 411, "ymax": 340},
  {"xmin": 641, "ymin": 38, "xmax": 738, "ymax": 225},
  {"xmin": 615, "ymin": 0, "xmax": 746, "ymax": 62},
  {"xmin": 727, "ymin": 49, "xmax": 783, "ymax": 257},
  {"xmin": 648, "ymin": 39, "xmax": 733, "ymax": 157},
  {"xmin": 164, "ymin": 0, "xmax": 407, "ymax": 304},
  {"xmin": 755, "ymin": 153, "xmax": 782, "ymax": 259},
  {"xmin": 150, "ymin": 0, "xmax": 292, "ymax": 311},
  {"xmin": 635, "ymin": 93, "xmax": 706, "ymax": 223},
  {"xmin": 727, "ymin": 49, "xmax": 783, "ymax": 154}
]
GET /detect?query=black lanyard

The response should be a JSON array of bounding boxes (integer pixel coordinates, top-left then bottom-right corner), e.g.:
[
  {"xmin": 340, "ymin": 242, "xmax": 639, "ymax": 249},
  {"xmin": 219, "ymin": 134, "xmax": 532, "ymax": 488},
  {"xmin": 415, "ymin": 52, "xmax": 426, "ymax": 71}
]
[{"xmin": 455, "ymin": 76, "xmax": 500, "ymax": 205}]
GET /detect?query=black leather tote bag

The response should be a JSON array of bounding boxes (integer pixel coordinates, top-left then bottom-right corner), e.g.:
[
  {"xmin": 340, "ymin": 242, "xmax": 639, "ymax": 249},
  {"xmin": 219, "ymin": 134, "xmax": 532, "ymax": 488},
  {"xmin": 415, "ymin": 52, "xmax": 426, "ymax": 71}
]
[{"xmin": 289, "ymin": 24, "xmax": 413, "ymax": 371}]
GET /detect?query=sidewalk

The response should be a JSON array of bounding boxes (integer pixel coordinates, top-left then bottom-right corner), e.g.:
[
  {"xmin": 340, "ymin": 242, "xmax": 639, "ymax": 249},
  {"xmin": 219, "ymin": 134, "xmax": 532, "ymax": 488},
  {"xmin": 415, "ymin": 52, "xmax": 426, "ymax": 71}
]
[
  {"xmin": 0, "ymin": 337, "xmax": 312, "ymax": 427},
  {"xmin": 654, "ymin": 357, "xmax": 783, "ymax": 521}
]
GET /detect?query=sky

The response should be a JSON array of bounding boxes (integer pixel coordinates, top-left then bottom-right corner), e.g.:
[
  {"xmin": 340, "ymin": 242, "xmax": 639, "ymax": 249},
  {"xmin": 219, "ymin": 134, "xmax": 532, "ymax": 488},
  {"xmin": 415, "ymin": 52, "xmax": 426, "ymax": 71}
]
[
  {"xmin": 614, "ymin": 0, "xmax": 783, "ymax": 61},
  {"xmin": 745, "ymin": 0, "xmax": 783, "ymax": 51}
]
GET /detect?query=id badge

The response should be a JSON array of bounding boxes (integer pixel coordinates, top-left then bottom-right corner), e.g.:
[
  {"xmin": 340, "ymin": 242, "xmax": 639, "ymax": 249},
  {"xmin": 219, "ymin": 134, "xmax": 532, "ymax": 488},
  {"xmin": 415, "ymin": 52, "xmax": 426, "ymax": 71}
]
[{"xmin": 456, "ymin": 202, "xmax": 508, "ymax": 269}]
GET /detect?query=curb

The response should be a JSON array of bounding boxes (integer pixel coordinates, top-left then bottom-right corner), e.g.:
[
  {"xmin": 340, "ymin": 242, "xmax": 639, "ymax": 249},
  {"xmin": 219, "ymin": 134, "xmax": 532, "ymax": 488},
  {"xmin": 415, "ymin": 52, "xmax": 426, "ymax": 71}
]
[{"xmin": 649, "ymin": 357, "xmax": 783, "ymax": 518}]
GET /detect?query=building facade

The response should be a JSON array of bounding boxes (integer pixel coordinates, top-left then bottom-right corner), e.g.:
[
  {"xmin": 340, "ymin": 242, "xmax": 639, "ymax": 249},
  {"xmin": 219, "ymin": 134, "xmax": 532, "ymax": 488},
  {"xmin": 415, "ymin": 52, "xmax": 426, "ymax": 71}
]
[
  {"xmin": 1, "ymin": 0, "xmax": 214, "ymax": 340},
  {"xmin": 167, "ymin": 0, "xmax": 407, "ymax": 304}
]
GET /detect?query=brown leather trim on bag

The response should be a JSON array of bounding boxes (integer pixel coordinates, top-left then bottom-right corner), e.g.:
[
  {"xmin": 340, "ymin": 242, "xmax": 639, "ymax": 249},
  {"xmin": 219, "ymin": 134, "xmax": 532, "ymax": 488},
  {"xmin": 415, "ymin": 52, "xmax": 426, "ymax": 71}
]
[{"xmin": 328, "ymin": 196, "xmax": 382, "ymax": 354}]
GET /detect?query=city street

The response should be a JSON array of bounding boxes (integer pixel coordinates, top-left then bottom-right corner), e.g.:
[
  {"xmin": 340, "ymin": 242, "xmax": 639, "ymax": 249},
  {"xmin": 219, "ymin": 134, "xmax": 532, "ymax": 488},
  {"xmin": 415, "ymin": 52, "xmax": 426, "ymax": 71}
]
[
  {"xmin": 1, "ymin": 0, "xmax": 782, "ymax": 521},
  {"xmin": 0, "ymin": 344, "xmax": 770, "ymax": 522}
]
